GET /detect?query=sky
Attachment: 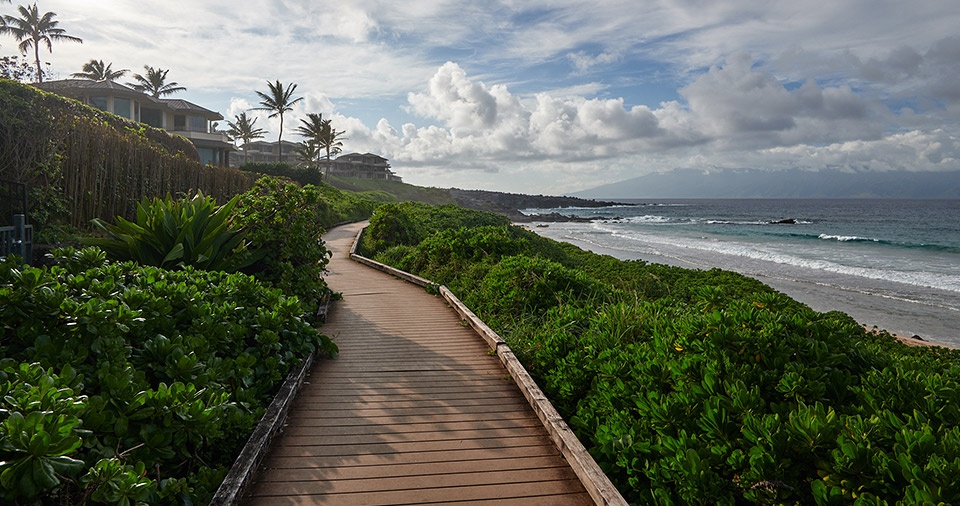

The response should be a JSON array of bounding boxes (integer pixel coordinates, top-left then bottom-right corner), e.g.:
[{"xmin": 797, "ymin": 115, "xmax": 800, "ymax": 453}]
[{"xmin": 3, "ymin": 0, "xmax": 960, "ymax": 194}]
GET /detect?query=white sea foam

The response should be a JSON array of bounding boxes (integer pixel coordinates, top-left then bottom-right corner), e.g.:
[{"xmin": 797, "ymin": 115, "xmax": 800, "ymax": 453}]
[
  {"xmin": 589, "ymin": 224, "xmax": 960, "ymax": 294},
  {"xmin": 819, "ymin": 234, "xmax": 880, "ymax": 242}
]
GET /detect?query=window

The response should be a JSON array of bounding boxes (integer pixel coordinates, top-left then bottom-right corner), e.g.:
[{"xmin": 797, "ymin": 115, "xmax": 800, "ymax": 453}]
[
  {"xmin": 174, "ymin": 115, "xmax": 186, "ymax": 130},
  {"xmin": 114, "ymin": 98, "xmax": 131, "ymax": 119},
  {"xmin": 189, "ymin": 116, "xmax": 207, "ymax": 132},
  {"xmin": 198, "ymin": 148, "xmax": 216, "ymax": 165},
  {"xmin": 141, "ymin": 108, "xmax": 162, "ymax": 128},
  {"xmin": 89, "ymin": 96, "xmax": 107, "ymax": 111}
]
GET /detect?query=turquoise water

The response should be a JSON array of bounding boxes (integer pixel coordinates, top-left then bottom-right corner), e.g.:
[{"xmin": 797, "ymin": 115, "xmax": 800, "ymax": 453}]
[{"xmin": 523, "ymin": 199, "xmax": 960, "ymax": 347}]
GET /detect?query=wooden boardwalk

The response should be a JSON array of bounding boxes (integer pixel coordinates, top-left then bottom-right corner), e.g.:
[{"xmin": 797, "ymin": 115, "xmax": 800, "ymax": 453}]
[{"xmin": 244, "ymin": 222, "xmax": 597, "ymax": 505}]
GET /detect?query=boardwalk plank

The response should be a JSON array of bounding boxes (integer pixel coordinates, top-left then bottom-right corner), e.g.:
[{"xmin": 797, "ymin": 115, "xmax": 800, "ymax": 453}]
[{"xmin": 245, "ymin": 222, "xmax": 593, "ymax": 505}]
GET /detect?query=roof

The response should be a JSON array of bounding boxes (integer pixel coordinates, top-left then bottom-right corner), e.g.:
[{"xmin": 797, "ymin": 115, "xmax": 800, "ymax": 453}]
[
  {"xmin": 36, "ymin": 80, "xmax": 223, "ymax": 119},
  {"xmin": 36, "ymin": 79, "xmax": 161, "ymax": 103},
  {"xmin": 336, "ymin": 152, "xmax": 389, "ymax": 162},
  {"xmin": 160, "ymin": 99, "xmax": 223, "ymax": 120}
]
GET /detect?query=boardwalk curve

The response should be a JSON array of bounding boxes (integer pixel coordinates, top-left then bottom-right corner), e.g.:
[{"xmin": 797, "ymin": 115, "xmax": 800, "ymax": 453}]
[{"xmin": 244, "ymin": 222, "xmax": 622, "ymax": 505}]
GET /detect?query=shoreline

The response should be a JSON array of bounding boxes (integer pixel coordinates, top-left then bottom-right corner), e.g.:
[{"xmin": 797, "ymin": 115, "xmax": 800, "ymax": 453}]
[{"xmin": 523, "ymin": 222, "xmax": 959, "ymax": 350}]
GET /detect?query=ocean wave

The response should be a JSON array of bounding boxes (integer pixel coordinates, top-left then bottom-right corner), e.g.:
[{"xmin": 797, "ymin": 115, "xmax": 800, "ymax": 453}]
[
  {"xmin": 625, "ymin": 215, "xmax": 675, "ymax": 224},
  {"xmin": 519, "ymin": 204, "xmax": 638, "ymax": 215},
  {"xmin": 819, "ymin": 234, "xmax": 881, "ymax": 243},
  {"xmin": 706, "ymin": 219, "xmax": 772, "ymax": 225},
  {"xmin": 589, "ymin": 226, "xmax": 960, "ymax": 294}
]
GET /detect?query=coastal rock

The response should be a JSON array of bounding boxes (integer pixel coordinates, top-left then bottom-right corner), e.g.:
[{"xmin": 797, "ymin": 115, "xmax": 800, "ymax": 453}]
[
  {"xmin": 771, "ymin": 218, "xmax": 798, "ymax": 224},
  {"xmin": 448, "ymin": 188, "xmax": 632, "ymax": 222}
]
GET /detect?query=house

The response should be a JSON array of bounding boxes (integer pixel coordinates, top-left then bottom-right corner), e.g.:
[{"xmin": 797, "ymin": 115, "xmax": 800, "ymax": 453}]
[
  {"xmin": 35, "ymin": 79, "xmax": 234, "ymax": 166},
  {"xmin": 229, "ymin": 140, "xmax": 305, "ymax": 166},
  {"xmin": 329, "ymin": 153, "xmax": 402, "ymax": 182}
]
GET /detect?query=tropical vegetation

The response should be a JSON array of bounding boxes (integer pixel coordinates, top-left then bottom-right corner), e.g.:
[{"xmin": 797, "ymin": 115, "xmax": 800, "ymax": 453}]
[
  {"xmin": 0, "ymin": 246, "xmax": 337, "ymax": 504},
  {"xmin": 87, "ymin": 192, "xmax": 262, "ymax": 273},
  {"xmin": 128, "ymin": 65, "xmax": 186, "ymax": 98},
  {"xmin": 71, "ymin": 58, "xmax": 127, "ymax": 82},
  {"xmin": 1, "ymin": 179, "xmax": 379, "ymax": 503},
  {"xmin": 226, "ymin": 112, "xmax": 265, "ymax": 164},
  {"xmin": 360, "ymin": 202, "xmax": 960, "ymax": 505},
  {"xmin": 0, "ymin": 3, "xmax": 82, "ymax": 82},
  {"xmin": 0, "ymin": 78, "xmax": 249, "ymax": 237},
  {"xmin": 253, "ymin": 80, "xmax": 303, "ymax": 163},
  {"xmin": 295, "ymin": 112, "xmax": 326, "ymax": 169}
]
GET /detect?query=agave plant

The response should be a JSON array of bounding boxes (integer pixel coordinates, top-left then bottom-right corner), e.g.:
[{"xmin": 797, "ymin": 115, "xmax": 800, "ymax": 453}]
[{"xmin": 87, "ymin": 191, "xmax": 262, "ymax": 272}]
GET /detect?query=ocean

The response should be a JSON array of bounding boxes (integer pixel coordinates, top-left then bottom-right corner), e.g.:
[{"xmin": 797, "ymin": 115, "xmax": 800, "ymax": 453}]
[{"xmin": 521, "ymin": 199, "xmax": 960, "ymax": 348}]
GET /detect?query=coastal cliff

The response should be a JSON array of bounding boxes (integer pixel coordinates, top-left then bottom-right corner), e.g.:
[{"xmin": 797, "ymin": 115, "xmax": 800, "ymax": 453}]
[{"xmin": 448, "ymin": 188, "xmax": 626, "ymax": 222}]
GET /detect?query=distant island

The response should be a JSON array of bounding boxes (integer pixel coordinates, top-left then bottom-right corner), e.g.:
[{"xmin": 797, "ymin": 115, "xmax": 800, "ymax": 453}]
[{"xmin": 571, "ymin": 168, "xmax": 960, "ymax": 199}]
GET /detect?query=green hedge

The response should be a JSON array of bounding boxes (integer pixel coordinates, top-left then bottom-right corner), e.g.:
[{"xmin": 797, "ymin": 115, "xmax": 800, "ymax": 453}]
[
  {"xmin": 0, "ymin": 248, "xmax": 336, "ymax": 504},
  {"xmin": 362, "ymin": 202, "xmax": 960, "ymax": 505},
  {"xmin": 0, "ymin": 79, "xmax": 251, "ymax": 233}
]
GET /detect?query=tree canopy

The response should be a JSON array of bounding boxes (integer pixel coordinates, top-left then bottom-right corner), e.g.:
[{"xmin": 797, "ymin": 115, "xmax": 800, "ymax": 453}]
[
  {"xmin": 129, "ymin": 65, "xmax": 186, "ymax": 97},
  {"xmin": 71, "ymin": 59, "xmax": 128, "ymax": 81},
  {"xmin": 1, "ymin": 3, "xmax": 82, "ymax": 82},
  {"xmin": 253, "ymin": 80, "xmax": 303, "ymax": 163}
]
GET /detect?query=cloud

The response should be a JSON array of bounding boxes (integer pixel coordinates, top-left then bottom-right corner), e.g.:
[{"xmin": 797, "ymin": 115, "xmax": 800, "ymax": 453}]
[
  {"xmin": 18, "ymin": 0, "xmax": 960, "ymax": 194},
  {"xmin": 567, "ymin": 50, "xmax": 620, "ymax": 74},
  {"xmin": 677, "ymin": 53, "xmax": 876, "ymax": 149},
  {"xmin": 760, "ymin": 130, "xmax": 960, "ymax": 172}
]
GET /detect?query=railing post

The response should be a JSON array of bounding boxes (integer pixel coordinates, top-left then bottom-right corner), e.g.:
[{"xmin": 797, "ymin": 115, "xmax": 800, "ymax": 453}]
[{"xmin": 13, "ymin": 214, "xmax": 32, "ymax": 265}]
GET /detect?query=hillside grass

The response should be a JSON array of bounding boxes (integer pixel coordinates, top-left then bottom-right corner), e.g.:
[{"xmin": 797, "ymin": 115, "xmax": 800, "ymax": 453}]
[{"xmin": 325, "ymin": 175, "xmax": 454, "ymax": 205}]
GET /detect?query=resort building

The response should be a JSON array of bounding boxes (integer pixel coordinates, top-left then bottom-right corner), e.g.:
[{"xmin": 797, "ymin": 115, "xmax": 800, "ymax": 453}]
[
  {"xmin": 229, "ymin": 140, "xmax": 305, "ymax": 166},
  {"xmin": 35, "ymin": 79, "xmax": 234, "ymax": 166},
  {"xmin": 329, "ymin": 153, "xmax": 402, "ymax": 182}
]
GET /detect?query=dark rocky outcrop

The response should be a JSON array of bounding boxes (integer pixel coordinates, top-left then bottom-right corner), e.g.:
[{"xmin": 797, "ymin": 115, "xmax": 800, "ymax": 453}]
[{"xmin": 449, "ymin": 188, "xmax": 630, "ymax": 222}]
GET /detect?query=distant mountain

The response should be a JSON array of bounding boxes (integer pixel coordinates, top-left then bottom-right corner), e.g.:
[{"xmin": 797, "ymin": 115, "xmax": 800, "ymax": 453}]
[{"xmin": 571, "ymin": 169, "xmax": 960, "ymax": 199}]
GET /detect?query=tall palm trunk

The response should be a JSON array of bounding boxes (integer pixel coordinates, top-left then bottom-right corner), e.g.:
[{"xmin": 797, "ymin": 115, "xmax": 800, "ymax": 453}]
[
  {"xmin": 277, "ymin": 114, "xmax": 284, "ymax": 163},
  {"xmin": 33, "ymin": 43, "xmax": 42, "ymax": 82}
]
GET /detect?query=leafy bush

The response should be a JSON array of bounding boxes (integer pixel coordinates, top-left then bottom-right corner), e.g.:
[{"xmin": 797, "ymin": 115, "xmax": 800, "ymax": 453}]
[
  {"xmin": 87, "ymin": 191, "xmax": 261, "ymax": 272},
  {"xmin": 361, "ymin": 201, "xmax": 510, "ymax": 254},
  {"xmin": 233, "ymin": 178, "xmax": 336, "ymax": 312},
  {"xmin": 360, "ymin": 202, "xmax": 960, "ymax": 505},
  {"xmin": 239, "ymin": 162, "xmax": 322, "ymax": 186},
  {"xmin": 0, "ymin": 248, "xmax": 336, "ymax": 504}
]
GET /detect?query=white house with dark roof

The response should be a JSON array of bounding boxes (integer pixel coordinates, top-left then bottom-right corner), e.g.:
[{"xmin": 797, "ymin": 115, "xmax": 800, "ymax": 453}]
[
  {"xmin": 329, "ymin": 153, "xmax": 402, "ymax": 182},
  {"xmin": 35, "ymin": 79, "xmax": 234, "ymax": 166}
]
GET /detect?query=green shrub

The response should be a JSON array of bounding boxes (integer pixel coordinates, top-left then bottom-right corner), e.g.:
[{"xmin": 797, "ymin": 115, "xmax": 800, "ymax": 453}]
[
  {"xmin": 234, "ymin": 177, "xmax": 334, "ymax": 312},
  {"xmin": 240, "ymin": 162, "xmax": 322, "ymax": 186},
  {"xmin": 361, "ymin": 201, "xmax": 509, "ymax": 254},
  {"xmin": 0, "ymin": 249, "xmax": 335, "ymax": 504},
  {"xmin": 360, "ymin": 201, "xmax": 960, "ymax": 505},
  {"xmin": 87, "ymin": 191, "xmax": 261, "ymax": 272}
]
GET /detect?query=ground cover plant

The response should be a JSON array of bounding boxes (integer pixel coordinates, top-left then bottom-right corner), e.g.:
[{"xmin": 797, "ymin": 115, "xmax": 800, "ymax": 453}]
[
  {"xmin": 0, "ymin": 178, "xmax": 380, "ymax": 504},
  {"xmin": 0, "ymin": 247, "xmax": 337, "ymax": 504},
  {"xmin": 362, "ymin": 202, "xmax": 960, "ymax": 505}
]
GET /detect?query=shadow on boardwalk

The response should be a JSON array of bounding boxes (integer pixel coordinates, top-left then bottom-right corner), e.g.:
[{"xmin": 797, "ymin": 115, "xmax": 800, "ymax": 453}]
[{"xmin": 244, "ymin": 222, "xmax": 594, "ymax": 505}]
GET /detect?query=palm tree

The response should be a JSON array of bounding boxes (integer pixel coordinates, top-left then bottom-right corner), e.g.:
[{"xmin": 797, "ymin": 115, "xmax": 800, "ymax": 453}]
[
  {"xmin": 296, "ymin": 112, "xmax": 326, "ymax": 168},
  {"xmin": 253, "ymin": 80, "xmax": 303, "ymax": 163},
  {"xmin": 226, "ymin": 112, "xmax": 266, "ymax": 165},
  {"xmin": 1, "ymin": 3, "xmax": 83, "ymax": 83},
  {"xmin": 318, "ymin": 119, "xmax": 347, "ymax": 178},
  {"xmin": 293, "ymin": 141, "xmax": 322, "ymax": 171},
  {"xmin": 129, "ymin": 65, "xmax": 186, "ymax": 97},
  {"xmin": 71, "ymin": 58, "xmax": 127, "ymax": 81}
]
